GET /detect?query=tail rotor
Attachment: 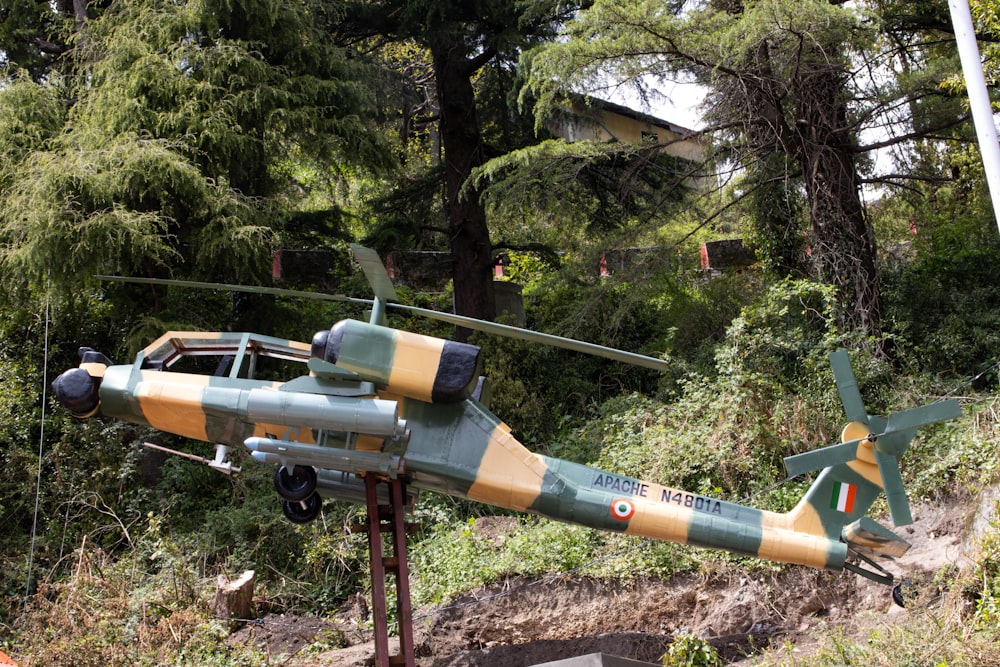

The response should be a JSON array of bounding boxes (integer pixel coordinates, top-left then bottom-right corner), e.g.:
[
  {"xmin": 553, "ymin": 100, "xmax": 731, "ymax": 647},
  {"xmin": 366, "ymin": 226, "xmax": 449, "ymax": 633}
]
[{"xmin": 783, "ymin": 350, "xmax": 961, "ymax": 526}]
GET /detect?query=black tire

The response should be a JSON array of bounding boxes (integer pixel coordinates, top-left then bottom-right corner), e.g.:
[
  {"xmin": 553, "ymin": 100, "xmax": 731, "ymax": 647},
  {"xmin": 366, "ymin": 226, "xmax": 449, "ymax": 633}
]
[
  {"xmin": 274, "ymin": 464, "xmax": 318, "ymax": 501},
  {"xmin": 892, "ymin": 578, "xmax": 914, "ymax": 608},
  {"xmin": 282, "ymin": 494, "xmax": 323, "ymax": 524}
]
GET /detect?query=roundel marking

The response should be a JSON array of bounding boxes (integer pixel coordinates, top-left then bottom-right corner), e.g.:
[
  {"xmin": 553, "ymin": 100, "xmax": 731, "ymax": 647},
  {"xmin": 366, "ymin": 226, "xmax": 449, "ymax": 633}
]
[{"xmin": 610, "ymin": 498, "xmax": 635, "ymax": 521}]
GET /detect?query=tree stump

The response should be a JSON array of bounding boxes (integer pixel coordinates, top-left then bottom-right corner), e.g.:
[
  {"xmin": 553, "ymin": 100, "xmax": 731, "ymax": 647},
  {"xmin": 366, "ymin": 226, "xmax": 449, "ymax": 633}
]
[{"xmin": 213, "ymin": 570, "xmax": 255, "ymax": 629}]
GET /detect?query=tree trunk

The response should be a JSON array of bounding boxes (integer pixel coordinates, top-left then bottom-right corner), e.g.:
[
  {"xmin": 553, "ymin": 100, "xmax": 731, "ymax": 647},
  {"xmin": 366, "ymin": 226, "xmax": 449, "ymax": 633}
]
[
  {"xmin": 709, "ymin": 4, "xmax": 884, "ymax": 351},
  {"xmin": 795, "ymin": 66, "xmax": 882, "ymax": 346},
  {"xmin": 432, "ymin": 42, "xmax": 496, "ymax": 338}
]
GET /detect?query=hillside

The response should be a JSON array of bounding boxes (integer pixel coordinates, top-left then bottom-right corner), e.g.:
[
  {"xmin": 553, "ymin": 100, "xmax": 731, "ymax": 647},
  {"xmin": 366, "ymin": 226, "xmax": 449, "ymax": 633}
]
[
  {"xmin": 226, "ymin": 493, "xmax": 996, "ymax": 666},
  {"xmin": 6, "ymin": 259, "xmax": 1000, "ymax": 666}
]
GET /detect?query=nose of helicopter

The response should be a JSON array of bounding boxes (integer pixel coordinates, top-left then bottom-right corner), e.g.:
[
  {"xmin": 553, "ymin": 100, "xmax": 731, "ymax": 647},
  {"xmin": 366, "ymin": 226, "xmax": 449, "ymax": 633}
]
[{"xmin": 52, "ymin": 347, "xmax": 112, "ymax": 418}]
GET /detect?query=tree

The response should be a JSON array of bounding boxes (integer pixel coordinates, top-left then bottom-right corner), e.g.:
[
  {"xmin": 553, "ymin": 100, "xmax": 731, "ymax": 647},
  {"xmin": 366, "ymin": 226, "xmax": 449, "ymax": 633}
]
[
  {"xmin": 470, "ymin": 138, "xmax": 695, "ymax": 251},
  {"xmin": 0, "ymin": 0, "xmax": 390, "ymax": 289},
  {"xmin": 0, "ymin": 0, "xmax": 88, "ymax": 79},
  {"xmin": 520, "ymin": 0, "xmax": 975, "ymax": 351},
  {"xmin": 337, "ymin": 0, "xmax": 582, "ymax": 333}
]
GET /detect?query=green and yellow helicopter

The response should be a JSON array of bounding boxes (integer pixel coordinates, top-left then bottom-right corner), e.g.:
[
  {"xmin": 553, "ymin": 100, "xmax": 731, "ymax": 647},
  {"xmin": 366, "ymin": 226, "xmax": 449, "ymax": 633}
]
[{"xmin": 53, "ymin": 245, "xmax": 960, "ymax": 588}]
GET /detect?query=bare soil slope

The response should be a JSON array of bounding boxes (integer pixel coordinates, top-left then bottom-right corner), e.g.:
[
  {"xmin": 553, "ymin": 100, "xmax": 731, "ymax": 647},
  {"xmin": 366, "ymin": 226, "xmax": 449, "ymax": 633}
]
[{"xmin": 234, "ymin": 493, "xmax": 993, "ymax": 666}]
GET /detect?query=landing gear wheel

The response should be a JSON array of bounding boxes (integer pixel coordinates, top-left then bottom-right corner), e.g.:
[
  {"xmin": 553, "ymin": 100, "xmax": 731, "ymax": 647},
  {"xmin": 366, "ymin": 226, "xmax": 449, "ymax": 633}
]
[
  {"xmin": 274, "ymin": 464, "xmax": 318, "ymax": 501},
  {"xmin": 892, "ymin": 578, "xmax": 914, "ymax": 608},
  {"xmin": 282, "ymin": 494, "xmax": 322, "ymax": 524}
]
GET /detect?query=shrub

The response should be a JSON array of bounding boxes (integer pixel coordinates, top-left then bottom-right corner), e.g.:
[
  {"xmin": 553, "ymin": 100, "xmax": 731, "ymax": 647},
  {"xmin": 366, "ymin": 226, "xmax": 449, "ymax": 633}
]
[{"xmin": 663, "ymin": 633, "xmax": 723, "ymax": 667}]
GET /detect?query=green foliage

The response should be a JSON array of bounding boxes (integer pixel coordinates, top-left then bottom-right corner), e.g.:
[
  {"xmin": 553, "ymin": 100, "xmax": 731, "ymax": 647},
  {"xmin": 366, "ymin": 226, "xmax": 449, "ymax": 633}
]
[
  {"xmin": 77, "ymin": 0, "xmax": 390, "ymax": 177},
  {"xmin": 473, "ymin": 139, "xmax": 694, "ymax": 245},
  {"xmin": 881, "ymin": 170, "xmax": 1000, "ymax": 375},
  {"xmin": 969, "ymin": 498, "xmax": 1000, "ymax": 631},
  {"xmin": 409, "ymin": 518, "xmax": 499, "ymax": 605},
  {"xmin": 663, "ymin": 633, "xmax": 722, "ymax": 667},
  {"xmin": 740, "ymin": 154, "xmax": 808, "ymax": 277},
  {"xmin": 908, "ymin": 399, "xmax": 1000, "ymax": 499},
  {"xmin": 0, "ymin": 0, "xmax": 390, "ymax": 291},
  {"xmin": 296, "ymin": 520, "xmax": 369, "ymax": 610},
  {"xmin": 0, "ymin": 131, "xmax": 207, "ymax": 286},
  {"xmin": 480, "ymin": 258, "xmax": 679, "ymax": 443},
  {"xmin": 0, "ymin": 71, "xmax": 67, "ymax": 175},
  {"xmin": 0, "ymin": 1, "xmax": 73, "ymax": 79},
  {"xmin": 361, "ymin": 166, "xmax": 447, "ymax": 252},
  {"xmin": 12, "ymin": 524, "xmax": 269, "ymax": 667},
  {"xmin": 955, "ymin": 0, "xmax": 1000, "ymax": 102},
  {"xmin": 587, "ymin": 536, "xmax": 702, "ymax": 582},
  {"xmin": 500, "ymin": 520, "xmax": 601, "ymax": 575},
  {"xmin": 651, "ymin": 272, "xmax": 759, "ymax": 380},
  {"xmin": 519, "ymin": 1, "xmax": 689, "ymax": 133},
  {"xmin": 714, "ymin": 278, "xmax": 843, "ymax": 383},
  {"xmin": 410, "ymin": 515, "xmax": 607, "ymax": 605}
]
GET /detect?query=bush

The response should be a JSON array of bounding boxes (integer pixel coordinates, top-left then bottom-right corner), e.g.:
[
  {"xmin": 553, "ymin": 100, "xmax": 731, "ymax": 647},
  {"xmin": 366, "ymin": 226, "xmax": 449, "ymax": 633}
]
[
  {"xmin": 663, "ymin": 633, "xmax": 722, "ymax": 667},
  {"xmin": 13, "ymin": 527, "xmax": 269, "ymax": 667},
  {"xmin": 881, "ymin": 190, "xmax": 1000, "ymax": 377}
]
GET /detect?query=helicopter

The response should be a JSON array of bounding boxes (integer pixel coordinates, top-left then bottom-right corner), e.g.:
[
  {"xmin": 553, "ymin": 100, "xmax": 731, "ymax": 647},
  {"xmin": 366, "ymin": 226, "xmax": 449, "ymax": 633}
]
[{"xmin": 52, "ymin": 244, "xmax": 961, "ymax": 587}]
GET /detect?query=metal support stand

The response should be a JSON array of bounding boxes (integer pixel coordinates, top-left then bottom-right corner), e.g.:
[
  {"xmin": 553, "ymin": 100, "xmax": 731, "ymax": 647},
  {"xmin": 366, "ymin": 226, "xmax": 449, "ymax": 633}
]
[{"xmin": 362, "ymin": 474, "xmax": 415, "ymax": 667}]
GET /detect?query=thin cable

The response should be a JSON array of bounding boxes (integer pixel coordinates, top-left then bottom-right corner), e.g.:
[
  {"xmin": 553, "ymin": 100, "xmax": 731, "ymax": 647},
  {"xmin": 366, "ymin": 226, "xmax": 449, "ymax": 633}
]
[
  {"xmin": 939, "ymin": 358, "xmax": 1000, "ymax": 401},
  {"xmin": 25, "ymin": 288, "xmax": 50, "ymax": 609}
]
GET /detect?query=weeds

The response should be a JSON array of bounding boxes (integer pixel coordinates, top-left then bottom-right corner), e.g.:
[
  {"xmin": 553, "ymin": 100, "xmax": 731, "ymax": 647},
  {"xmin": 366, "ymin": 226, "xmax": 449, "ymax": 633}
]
[{"xmin": 10, "ymin": 522, "xmax": 269, "ymax": 666}]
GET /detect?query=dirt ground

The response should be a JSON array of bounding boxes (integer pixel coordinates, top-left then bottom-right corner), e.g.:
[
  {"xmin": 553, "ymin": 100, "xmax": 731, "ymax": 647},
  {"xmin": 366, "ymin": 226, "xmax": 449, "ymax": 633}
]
[{"xmin": 230, "ymin": 492, "xmax": 996, "ymax": 666}]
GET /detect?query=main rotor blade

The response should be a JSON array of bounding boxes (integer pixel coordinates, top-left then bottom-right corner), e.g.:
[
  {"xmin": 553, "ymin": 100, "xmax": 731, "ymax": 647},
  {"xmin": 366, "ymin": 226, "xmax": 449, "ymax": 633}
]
[
  {"xmin": 349, "ymin": 244, "xmax": 397, "ymax": 302},
  {"xmin": 830, "ymin": 349, "xmax": 868, "ymax": 424},
  {"xmin": 98, "ymin": 276, "xmax": 670, "ymax": 371},
  {"xmin": 97, "ymin": 275, "xmax": 375, "ymax": 307},
  {"xmin": 388, "ymin": 302, "xmax": 669, "ymax": 371}
]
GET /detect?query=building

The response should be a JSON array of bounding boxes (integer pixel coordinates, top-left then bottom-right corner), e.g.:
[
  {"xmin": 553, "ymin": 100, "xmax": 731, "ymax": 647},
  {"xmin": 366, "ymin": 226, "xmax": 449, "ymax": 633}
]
[{"xmin": 547, "ymin": 95, "xmax": 705, "ymax": 164}]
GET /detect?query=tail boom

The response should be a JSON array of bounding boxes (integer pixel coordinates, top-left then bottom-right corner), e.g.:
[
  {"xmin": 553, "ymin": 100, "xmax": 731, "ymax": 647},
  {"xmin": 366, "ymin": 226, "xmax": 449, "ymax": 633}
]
[{"xmin": 401, "ymin": 400, "xmax": 848, "ymax": 572}]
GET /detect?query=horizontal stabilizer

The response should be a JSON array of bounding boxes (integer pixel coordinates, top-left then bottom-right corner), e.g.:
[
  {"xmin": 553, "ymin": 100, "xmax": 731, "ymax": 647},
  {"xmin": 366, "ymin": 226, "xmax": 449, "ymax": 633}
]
[{"xmin": 843, "ymin": 516, "xmax": 911, "ymax": 560}]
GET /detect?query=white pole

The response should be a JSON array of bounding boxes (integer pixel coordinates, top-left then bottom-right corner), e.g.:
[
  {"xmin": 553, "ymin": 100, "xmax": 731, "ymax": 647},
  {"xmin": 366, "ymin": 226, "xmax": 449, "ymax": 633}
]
[{"xmin": 948, "ymin": 0, "xmax": 1000, "ymax": 233}]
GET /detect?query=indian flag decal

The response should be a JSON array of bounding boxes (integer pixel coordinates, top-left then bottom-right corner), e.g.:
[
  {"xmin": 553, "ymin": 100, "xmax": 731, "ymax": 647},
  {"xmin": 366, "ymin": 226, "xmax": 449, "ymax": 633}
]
[
  {"xmin": 610, "ymin": 498, "xmax": 635, "ymax": 521},
  {"xmin": 830, "ymin": 481, "xmax": 857, "ymax": 513}
]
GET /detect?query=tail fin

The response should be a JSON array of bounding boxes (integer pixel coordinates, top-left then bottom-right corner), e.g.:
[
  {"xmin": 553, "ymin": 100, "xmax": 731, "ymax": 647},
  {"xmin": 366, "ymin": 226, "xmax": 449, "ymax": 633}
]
[{"xmin": 782, "ymin": 350, "xmax": 960, "ymax": 581}]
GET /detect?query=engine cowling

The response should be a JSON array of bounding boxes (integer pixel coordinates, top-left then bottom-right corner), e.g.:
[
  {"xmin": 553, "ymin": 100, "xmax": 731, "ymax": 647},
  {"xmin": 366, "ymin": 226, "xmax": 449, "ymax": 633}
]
[{"xmin": 311, "ymin": 320, "xmax": 481, "ymax": 404}]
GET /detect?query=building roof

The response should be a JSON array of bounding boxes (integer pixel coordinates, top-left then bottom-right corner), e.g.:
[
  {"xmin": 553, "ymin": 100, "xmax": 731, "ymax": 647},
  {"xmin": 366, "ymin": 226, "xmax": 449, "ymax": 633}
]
[{"xmin": 571, "ymin": 93, "xmax": 698, "ymax": 137}]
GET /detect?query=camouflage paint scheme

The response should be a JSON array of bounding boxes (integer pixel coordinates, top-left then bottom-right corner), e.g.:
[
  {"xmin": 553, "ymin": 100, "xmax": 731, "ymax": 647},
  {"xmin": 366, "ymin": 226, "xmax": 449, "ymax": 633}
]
[{"xmin": 54, "ymin": 320, "xmax": 961, "ymax": 584}]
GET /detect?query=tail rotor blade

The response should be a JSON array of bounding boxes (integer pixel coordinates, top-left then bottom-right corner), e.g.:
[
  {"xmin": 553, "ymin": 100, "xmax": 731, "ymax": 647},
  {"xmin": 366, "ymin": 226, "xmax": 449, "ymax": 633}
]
[
  {"xmin": 830, "ymin": 349, "xmax": 868, "ymax": 423},
  {"xmin": 784, "ymin": 438, "xmax": 864, "ymax": 477},
  {"xmin": 884, "ymin": 399, "xmax": 962, "ymax": 435},
  {"xmin": 875, "ymin": 450, "xmax": 913, "ymax": 526},
  {"xmin": 790, "ymin": 350, "xmax": 961, "ymax": 529}
]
